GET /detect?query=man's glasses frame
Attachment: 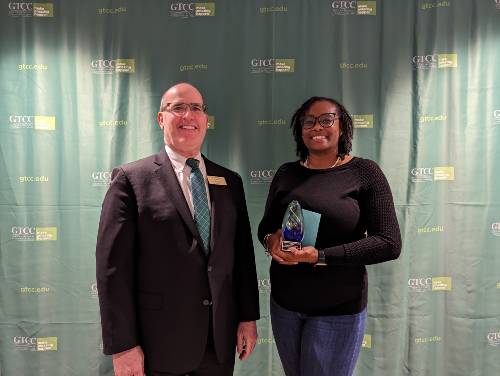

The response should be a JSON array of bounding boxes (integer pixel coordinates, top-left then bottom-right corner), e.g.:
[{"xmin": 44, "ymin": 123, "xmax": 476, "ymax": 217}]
[{"xmin": 165, "ymin": 102, "xmax": 208, "ymax": 116}]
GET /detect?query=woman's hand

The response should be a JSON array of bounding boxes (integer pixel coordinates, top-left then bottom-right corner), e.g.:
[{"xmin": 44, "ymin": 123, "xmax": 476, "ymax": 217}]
[
  {"xmin": 281, "ymin": 246, "xmax": 319, "ymax": 264},
  {"xmin": 264, "ymin": 230, "xmax": 297, "ymax": 265},
  {"xmin": 265, "ymin": 230, "xmax": 318, "ymax": 265}
]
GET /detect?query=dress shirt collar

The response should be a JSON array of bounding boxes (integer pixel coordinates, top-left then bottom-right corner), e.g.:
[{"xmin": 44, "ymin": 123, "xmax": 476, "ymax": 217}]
[{"xmin": 164, "ymin": 144, "xmax": 206, "ymax": 174}]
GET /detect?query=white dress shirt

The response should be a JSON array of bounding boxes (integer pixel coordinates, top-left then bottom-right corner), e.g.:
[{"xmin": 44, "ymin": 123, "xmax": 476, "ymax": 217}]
[{"xmin": 164, "ymin": 144, "xmax": 212, "ymax": 217}]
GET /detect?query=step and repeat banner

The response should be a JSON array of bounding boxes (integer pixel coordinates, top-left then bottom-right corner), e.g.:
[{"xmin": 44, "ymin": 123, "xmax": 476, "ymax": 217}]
[{"xmin": 1, "ymin": 0, "xmax": 499, "ymax": 375}]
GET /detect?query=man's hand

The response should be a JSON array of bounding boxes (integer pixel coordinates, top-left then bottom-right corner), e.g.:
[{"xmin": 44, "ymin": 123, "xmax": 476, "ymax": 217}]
[
  {"xmin": 236, "ymin": 321, "xmax": 257, "ymax": 360},
  {"xmin": 112, "ymin": 346, "xmax": 145, "ymax": 376}
]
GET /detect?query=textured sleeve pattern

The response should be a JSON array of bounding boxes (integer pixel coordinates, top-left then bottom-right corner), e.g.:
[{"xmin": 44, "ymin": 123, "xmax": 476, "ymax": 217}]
[{"xmin": 325, "ymin": 160, "xmax": 402, "ymax": 265}]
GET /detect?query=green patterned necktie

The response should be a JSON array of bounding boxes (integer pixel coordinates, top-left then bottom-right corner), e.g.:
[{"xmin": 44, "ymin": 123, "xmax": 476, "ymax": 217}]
[{"xmin": 186, "ymin": 158, "xmax": 211, "ymax": 255}]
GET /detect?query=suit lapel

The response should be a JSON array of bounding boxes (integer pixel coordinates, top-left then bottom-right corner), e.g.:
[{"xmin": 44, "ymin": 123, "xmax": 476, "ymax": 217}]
[{"xmin": 153, "ymin": 149, "xmax": 204, "ymax": 247}]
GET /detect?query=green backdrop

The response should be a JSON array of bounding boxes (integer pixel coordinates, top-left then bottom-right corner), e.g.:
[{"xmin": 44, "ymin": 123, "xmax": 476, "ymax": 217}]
[{"xmin": 1, "ymin": 1, "xmax": 499, "ymax": 375}]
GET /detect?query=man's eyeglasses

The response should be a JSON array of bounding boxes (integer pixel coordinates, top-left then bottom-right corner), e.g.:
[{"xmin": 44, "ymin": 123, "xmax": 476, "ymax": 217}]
[
  {"xmin": 165, "ymin": 103, "xmax": 208, "ymax": 116},
  {"xmin": 301, "ymin": 113, "xmax": 338, "ymax": 129}
]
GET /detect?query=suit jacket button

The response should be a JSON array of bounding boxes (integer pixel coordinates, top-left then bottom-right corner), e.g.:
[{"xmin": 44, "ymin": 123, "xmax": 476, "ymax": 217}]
[
  {"xmin": 203, "ymin": 299, "xmax": 212, "ymax": 306},
  {"xmin": 207, "ymin": 266, "xmax": 213, "ymax": 272}
]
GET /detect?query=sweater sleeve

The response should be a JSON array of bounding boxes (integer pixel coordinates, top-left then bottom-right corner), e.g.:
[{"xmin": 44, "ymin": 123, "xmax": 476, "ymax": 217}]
[{"xmin": 324, "ymin": 160, "xmax": 402, "ymax": 265}]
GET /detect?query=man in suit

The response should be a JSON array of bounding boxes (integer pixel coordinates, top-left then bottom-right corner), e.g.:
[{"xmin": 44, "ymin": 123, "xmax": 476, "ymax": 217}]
[{"xmin": 96, "ymin": 83, "xmax": 260, "ymax": 376}]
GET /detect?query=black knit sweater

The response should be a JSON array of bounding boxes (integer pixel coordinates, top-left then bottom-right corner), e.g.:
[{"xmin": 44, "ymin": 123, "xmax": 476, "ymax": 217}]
[{"xmin": 258, "ymin": 157, "xmax": 401, "ymax": 315}]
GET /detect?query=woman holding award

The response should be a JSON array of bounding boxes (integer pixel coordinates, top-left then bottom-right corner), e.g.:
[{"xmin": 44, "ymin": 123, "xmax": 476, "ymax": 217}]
[{"xmin": 258, "ymin": 96, "xmax": 401, "ymax": 376}]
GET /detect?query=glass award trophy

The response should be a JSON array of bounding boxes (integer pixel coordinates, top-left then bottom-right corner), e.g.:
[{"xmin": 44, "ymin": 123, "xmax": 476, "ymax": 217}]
[{"xmin": 281, "ymin": 200, "xmax": 304, "ymax": 251}]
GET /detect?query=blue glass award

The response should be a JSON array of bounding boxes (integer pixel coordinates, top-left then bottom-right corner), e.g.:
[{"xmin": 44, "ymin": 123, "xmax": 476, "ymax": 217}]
[{"xmin": 281, "ymin": 200, "xmax": 304, "ymax": 251}]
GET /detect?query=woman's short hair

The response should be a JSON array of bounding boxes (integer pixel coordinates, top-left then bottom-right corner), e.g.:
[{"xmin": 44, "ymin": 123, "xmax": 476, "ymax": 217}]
[{"xmin": 290, "ymin": 96, "xmax": 353, "ymax": 161}]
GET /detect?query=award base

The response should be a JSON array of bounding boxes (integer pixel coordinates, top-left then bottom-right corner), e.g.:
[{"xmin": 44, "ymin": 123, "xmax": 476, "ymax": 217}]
[{"xmin": 281, "ymin": 240, "xmax": 302, "ymax": 252}]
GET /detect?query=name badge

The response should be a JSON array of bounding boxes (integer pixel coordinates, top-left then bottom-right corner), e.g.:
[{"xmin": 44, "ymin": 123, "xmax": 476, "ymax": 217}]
[{"xmin": 208, "ymin": 176, "xmax": 227, "ymax": 186}]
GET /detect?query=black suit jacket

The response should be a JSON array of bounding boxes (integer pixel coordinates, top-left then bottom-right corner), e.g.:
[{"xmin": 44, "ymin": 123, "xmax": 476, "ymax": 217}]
[{"xmin": 96, "ymin": 149, "xmax": 260, "ymax": 373}]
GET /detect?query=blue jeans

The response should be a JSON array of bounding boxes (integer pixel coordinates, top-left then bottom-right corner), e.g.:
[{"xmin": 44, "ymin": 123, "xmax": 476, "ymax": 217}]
[{"xmin": 270, "ymin": 297, "xmax": 366, "ymax": 376}]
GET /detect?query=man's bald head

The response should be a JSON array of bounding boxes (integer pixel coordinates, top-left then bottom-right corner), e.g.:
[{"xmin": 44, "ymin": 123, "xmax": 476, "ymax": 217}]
[{"xmin": 159, "ymin": 83, "xmax": 204, "ymax": 112}]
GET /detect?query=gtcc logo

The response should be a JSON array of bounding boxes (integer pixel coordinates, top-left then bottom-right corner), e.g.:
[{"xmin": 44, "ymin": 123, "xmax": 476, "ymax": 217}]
[
  {"xmin": 251, "ymin": 58, "xmax": 275, "ymax": 67},
  {"xmin": 90, "ymin": 59, "xmax": 117, "ymax": 74},
  {"xmin": 11, "ymin": 226, "xmax": 36, "ymax": 241},
  {"xmin": 91, "ymin": 59, "xmax": 135, "ymax": 74},
  {"xmin": 410, "ymin": 167, "xmax": 432, "ymax": 176},
  {"xmin": 11, "ymin": 226, "xmax": 57, "ymax": 241},
  {"xmin": 8, "ymin": 2, "xmax": 53, "ymax": 17},
  {"xmin": 408, "ymin": 277, "xmax": 432, "ymax": 286},
  {"xmin": 408, "ymin": 277, "xmax": 432, "ymax": 292},
  {"xmin": 170, "ymin": 2, "xmax": 198, "ymax": 17},
  {"xmin": 13, "ymin": 336, "xmax": 37, "ymax": 350},
  {"xmin": 412, "ymin": 53, "xmax": 457, "ymax": 69},
  {"xmin": 91, "ymin": 59, "xmax": 115, "ymax": 74},
  {"xmin": 331, "ymin": 0, "xmax": 376, "ymax": 16},
  {"xmin": 9, "ymin": 115, "xmax": 33, "ymax": 122},
  {"xmin": 9, "ymin": 115, "xmax": 55, "ymax": 130},
  {"xmin": 250, "ymin": 58, "xmax": 295, "ymax": 73},
  {"xmin": 13, "ymin": 336, "xmax": 36, "ymax": 345},
  {"xmin": 332, "ymin": 1, "xmax": 356, "ymax": 9},
  {"xmin": 170, "ymin": 2, "xmax": 215, "ymax": 17},
  {"xmin": 8, "ymin": 2, "xmax": 32, "ymax": 17},
  {"xmin": 331, "ymin": 0, "xmax": 357, "ymax": 15},
  {"xmin": 412, "ymin": 54, "xmax": 438, "ymax": 69},
  {"xmin": 412, "ymin": 55, "xmax": 437, "ymax": 64},
  {"xmin": 8, "ymin": 2, "xmax": 32, "ymax": 10},
  {"xmin": 171, "ymin": 2, "xmax": 194, "ymax": 11},
  {"xmin": 9, "ymin": 115, "xmax": 34, "ymax": 129},
  {"xmin": 410, "ymin": 167, "xmax": 433, "ymax": 182},
  {"xmin": 13, "ymin": 336, "xmax": 57, "ymax": 351},
  {"xmin": 12, "ymin": 226, "xmax": 35, "ymax": 235},
  {"xmin": 250, "ymin": 58, "xmax": 275, "ymax": 73},
  {"xmin": 91, "ymin": 59, "xmax": 115, "ymax": 68},
  {"xmin": 249, "ymin": 169, "xmax": 276, "ymax": 184}
]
